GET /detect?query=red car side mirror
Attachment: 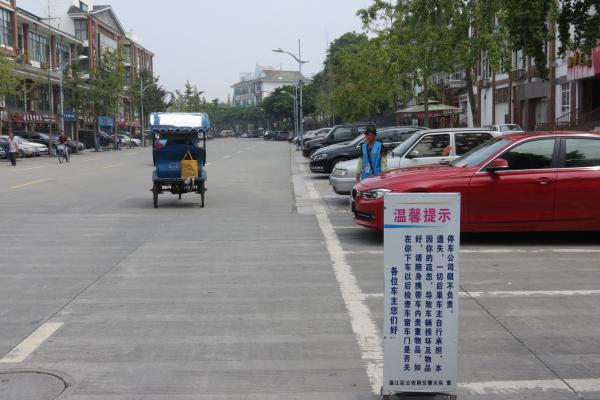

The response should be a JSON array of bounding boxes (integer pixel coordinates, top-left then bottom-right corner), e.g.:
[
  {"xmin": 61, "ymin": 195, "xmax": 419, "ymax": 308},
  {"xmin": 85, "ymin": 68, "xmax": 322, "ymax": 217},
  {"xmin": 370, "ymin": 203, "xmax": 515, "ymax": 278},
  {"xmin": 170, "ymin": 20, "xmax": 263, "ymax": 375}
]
[{"xmin": 487, "ymin": 158, "xmax": 509, "ymax": 172}]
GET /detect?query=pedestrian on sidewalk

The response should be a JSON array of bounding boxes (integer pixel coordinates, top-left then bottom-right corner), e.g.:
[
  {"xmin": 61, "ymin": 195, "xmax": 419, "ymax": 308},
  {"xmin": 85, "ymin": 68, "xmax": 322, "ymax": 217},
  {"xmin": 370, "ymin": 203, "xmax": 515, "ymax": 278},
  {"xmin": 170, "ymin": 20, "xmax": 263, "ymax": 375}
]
[
  {"xmin": 356, "ymin": 126, "xmax": 387, "ymax": 182},
  {"xmin": 6, "ymin": 132, "xmax": 19, "ymax": 167}
]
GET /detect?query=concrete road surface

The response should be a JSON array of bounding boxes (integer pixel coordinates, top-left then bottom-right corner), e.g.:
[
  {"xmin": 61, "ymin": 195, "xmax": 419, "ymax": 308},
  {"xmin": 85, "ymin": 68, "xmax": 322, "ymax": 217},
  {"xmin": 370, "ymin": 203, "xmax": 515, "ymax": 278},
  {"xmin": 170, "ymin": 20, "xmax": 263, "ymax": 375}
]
[{"xmin": 0, "ymin": 139, "xmax": 598, "ymax": 400}]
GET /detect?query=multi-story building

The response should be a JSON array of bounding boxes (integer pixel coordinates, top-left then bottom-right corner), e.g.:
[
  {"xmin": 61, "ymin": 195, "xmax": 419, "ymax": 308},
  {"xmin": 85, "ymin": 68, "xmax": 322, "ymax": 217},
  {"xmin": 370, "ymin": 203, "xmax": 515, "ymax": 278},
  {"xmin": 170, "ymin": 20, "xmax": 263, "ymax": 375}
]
[
  {"xmin": 232, "ymin": 64, "xmax": 307, "ymax": 106},
  {"xmin": 0, "ymin": 0, "xmax": 154, "ymax": 135},
  {"xmin": 474, "ymin": 25, "xmax": 600, "ymax": 132}
]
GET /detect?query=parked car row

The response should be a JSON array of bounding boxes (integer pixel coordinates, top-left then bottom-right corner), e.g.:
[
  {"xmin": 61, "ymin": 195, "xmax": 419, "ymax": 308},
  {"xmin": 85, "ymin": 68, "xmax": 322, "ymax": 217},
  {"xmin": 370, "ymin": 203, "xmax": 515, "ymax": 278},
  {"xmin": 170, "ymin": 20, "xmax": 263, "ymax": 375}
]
[
  {"xmin": 0, "ymin": 135, "xmax": 48, "ymax": 157},
  {"xmin": 299, "ymin": 123, "xmax": 600, "ymax": 232},
  {"xmin": 351, "ymin": 131, "xmax": 600, "ymax": 232}
]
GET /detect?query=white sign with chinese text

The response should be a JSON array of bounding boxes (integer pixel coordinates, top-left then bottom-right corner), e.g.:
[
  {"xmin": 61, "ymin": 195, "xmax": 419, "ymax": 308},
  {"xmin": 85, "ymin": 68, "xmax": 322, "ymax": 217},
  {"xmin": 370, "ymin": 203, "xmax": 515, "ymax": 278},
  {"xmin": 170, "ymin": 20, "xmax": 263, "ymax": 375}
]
[{"xmin": 383, "ymin": 193, "xmax": 460, "ymax": 396}]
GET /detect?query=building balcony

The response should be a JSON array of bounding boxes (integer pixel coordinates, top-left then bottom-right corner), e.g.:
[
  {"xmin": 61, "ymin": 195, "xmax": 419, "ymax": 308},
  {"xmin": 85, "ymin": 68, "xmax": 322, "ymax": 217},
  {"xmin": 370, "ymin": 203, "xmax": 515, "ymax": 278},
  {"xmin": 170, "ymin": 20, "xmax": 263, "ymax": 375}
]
[{"xmin": 510, "ymin": 69, "xmax": 527, "ymax": 81}]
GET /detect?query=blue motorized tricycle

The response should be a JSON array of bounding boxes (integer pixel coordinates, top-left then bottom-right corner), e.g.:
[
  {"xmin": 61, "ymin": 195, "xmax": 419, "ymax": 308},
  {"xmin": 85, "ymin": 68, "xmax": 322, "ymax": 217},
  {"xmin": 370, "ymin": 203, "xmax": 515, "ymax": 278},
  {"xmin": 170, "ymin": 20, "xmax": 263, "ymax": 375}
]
[{"xmin": 150, "ymin": 113, "xmax": 210, "ymax": 209}]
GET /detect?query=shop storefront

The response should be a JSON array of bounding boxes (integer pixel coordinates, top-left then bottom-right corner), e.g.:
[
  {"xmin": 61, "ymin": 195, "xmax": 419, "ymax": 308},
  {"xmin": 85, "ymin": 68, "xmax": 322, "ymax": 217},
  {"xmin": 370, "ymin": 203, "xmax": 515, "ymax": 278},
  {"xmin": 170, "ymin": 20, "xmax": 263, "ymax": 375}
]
[
  {"xmin": 7, "ymin": 111, "xmax": 59, "ymax": 133},
  {"xmin": 568, "ymin": 46, "xmax": 600, "ymax": 115}
]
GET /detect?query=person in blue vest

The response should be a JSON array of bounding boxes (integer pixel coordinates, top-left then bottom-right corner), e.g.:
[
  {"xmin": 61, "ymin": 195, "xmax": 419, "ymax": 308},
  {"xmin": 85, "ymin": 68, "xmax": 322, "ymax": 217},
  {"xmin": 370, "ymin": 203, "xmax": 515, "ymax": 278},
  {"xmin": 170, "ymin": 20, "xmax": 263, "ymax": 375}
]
[{"xmin": 356, "ymin": 126, "xmax": 388, "ymax": 182}]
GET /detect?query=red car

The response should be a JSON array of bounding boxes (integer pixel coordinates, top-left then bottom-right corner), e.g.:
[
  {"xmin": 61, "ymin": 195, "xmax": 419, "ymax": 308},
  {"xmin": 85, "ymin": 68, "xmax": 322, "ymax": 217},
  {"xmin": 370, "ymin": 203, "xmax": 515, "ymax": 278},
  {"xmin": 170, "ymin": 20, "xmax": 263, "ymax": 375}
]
[{"xmin": 352, "ymin": 132, "xmax": 600, "ymax": 232}]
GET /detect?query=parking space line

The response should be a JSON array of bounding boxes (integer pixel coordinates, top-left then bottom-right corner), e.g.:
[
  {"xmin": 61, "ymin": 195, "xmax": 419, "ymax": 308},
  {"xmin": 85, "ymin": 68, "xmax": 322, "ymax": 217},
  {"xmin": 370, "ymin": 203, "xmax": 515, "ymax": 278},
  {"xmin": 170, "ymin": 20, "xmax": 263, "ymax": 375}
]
[
  {"xmin": 459, "ymin": 376, "xmax": 599, "ymax": 395},
  {"xmin": 15, "ymin": 166, "xmax": 44, "ymax": 172},
  {"xmin": 0, "ymin": 322, "xmax": 63, "ymax": 363},
  {"xmin": 345, "ymin": 249, "xmax": 600, "ymax": 255},
  {"xmin": 306, "ymin": 180, "xmax": 382, "ymax": 394},
  {"xmin": 10, "ymin": 178, "xmax": 54, "ymax": 190},
  {"xmin": 368, "ymin": 290, "xmax": 600, "ymax": 299},
  {"xmin": 223, "ymin": 155, "xmax": 232, "ymax": 159},
  {"xmin": 467, "ymin": 289, "xmax": 600, "ymax": 298}
]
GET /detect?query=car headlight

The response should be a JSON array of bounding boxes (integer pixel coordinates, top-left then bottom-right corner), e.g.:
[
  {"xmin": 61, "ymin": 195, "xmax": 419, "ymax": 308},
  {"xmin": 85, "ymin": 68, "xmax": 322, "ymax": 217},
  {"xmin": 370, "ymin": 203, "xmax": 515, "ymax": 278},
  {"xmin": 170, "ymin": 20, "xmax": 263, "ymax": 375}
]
[
  {"xmin": 311, "ymin": 153, "xmax": 327, "ymax": 161},
  {"xmin": 362, "ymin": 188, "xmax": 391, "ymax": 200},
  {"xmin": 333, "ymin": 168, "xmax": 349, "ymax": 177}
]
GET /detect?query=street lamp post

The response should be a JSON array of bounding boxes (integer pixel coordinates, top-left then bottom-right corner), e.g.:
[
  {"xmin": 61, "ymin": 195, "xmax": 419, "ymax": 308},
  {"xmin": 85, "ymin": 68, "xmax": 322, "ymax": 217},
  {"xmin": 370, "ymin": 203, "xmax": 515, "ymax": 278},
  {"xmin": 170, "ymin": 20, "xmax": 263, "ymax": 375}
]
[
  {"xmin": 273, "ymin": 39, "xmax": 309, "ymax": 150},
  {"xmin": 57, "ymin": 55, "xmax": 88, "ymax": 133}
]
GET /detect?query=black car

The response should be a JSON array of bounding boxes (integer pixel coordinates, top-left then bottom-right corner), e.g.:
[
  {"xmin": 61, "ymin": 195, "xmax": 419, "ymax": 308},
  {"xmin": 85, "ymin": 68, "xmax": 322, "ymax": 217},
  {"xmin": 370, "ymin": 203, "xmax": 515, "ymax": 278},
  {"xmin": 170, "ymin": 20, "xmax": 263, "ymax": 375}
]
[
  {"xmin": 303, "ymin": 122, "xmax": 375, "ymax": 158},
  {"xmin": 78, "ymin": 130, "xmax": 117, "ymax": 149},
  {"xmin": 15, "ymin": 131, "xmax": 56, "ymax": 147},
  {"xmin": 263, "ymin": 131, "xmax": 277, "ymax": 141},
  {"xmin": 309, "ymin": 126, "xmax": 426, "ymax": 174},
  {"xmin": 276, "ymin": 131, "xmax": 291, "ymax": 141}
]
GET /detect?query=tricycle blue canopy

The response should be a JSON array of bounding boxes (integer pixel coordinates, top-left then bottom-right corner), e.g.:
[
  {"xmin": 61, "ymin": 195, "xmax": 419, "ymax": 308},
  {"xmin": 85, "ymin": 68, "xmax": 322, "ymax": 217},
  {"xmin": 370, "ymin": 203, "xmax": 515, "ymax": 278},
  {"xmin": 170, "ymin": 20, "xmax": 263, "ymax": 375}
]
[{"xmin": 149, "ymin": 112, "xmax": 211, "ymax": 133}]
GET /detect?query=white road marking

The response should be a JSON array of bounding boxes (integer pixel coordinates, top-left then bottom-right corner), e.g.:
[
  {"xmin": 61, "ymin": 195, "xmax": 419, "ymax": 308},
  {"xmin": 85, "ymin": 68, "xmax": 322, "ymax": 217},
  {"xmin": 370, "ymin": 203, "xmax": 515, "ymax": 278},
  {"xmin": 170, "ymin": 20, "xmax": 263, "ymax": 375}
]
[
  {"xmin": 223, "ymin": 155, "xmax": 232, "ymax": 159},
  {"xmin": 102, "ymin": 163, "xmax": 125, "ymax": 169},
  {"xmin": 82, "ymin": 157, "xmax": 101, "ymax": 162},
  {"xmin": 459, "ymin": 376, "xmax": 600, "ymax": 395},
  {"xmin": 0, "ymin": 322, "xmax": 63, "ymax": 363},
  {"xmin": 10, "ymin": 178, "xmax": 54, "ymax": 190},
  {"xmin": 332, "ymin": 226, "xmax": 365, "ymax": 230},
  {"xmin": 306, "ymin": 181, "xmax": 382, "ymax": 394},
  {"xmin": 206, "ymin": 163, "xmax": 213, "ymax": 166},
  {"xmin": 237, "ymin": 150, "xmax": 243, "ymax": 154}
]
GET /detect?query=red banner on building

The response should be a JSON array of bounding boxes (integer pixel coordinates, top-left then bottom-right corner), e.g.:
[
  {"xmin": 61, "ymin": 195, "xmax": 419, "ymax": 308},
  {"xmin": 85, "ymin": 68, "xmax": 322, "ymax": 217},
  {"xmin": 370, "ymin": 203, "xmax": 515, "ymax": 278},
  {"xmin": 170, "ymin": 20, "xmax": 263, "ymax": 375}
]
[
  {"xmin": 11, "ymin": 112, "xmax": 58, "ymax": 124},
  {"xmin": 568, "ymin": 47, "xmax": 600, "ymax": 81}
]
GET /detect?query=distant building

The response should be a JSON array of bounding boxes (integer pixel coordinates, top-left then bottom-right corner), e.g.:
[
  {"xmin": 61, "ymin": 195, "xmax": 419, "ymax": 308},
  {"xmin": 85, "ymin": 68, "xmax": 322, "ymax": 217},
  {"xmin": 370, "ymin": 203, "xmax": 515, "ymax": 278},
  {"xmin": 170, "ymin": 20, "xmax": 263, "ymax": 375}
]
[
  {"xmin": 0, "ymin": 0, "xmax": 154, "ymax": 134},
  {"xmin": 231, "ymin": 64, "xmax": 308, "ymax": 106}
]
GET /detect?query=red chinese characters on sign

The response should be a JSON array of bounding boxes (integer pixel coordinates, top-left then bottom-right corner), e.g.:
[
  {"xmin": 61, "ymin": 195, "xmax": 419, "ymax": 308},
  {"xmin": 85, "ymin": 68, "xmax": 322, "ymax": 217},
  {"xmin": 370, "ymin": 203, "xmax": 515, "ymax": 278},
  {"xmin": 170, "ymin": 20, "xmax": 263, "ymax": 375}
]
[
  {"xmin": 11, "ymin": 112, "xmax": 58, "ymax": 124},
  {"xmin": 394, "ymin": 208, "xmax": 452, "ymax": 224}
]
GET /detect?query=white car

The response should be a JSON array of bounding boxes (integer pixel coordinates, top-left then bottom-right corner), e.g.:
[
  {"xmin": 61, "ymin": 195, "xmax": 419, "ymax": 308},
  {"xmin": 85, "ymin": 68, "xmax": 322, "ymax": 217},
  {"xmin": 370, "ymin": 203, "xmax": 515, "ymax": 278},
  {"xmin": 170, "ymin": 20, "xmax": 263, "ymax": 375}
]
[
  {"xmin": 329, "ymin": 128, "xmax": 502, "ymax": 195},
  {"xmin": 118, "ymin": 134, "xmax": 142, "ymax": 147},
  {"xmin": 0, "ymin": 136, "xmax": 41, "ymax": 157},
  {"xmin": 487, "ymin": 124, "xmax": 524, "ymax": 134},
  {"xmin": 17, "ymin": 137, "xmax": 48, "ymax": 156}
]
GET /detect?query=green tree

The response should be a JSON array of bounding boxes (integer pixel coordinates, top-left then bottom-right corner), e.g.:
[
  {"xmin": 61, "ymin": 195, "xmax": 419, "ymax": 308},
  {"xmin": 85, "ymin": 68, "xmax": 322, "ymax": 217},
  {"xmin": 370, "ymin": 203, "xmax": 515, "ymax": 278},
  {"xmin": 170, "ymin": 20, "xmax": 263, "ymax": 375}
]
[
  {"xmin": 502, "ymin": 0, "xmax": 555, "ymax": 79},
  {"xmin": 360, "ymin": 0, "xmax": 457, "ymax": 126},
  {"xmin": 558, "ymin": 0, "xmax": 600, "ymax": 55},
  {"xmin": 451, "ymin": 0, "xmax": 510, "ymax": 125},
  {"xmin": 64, "ymin": 59, "xmax": 90, "ymax": 146},
  {"xmin": 89, "ymin": 45, "xmax": 127, "ymax": 128},
  {"xmin": 0, "ymin": 55, "xmax": 20, "ymax": 132}
]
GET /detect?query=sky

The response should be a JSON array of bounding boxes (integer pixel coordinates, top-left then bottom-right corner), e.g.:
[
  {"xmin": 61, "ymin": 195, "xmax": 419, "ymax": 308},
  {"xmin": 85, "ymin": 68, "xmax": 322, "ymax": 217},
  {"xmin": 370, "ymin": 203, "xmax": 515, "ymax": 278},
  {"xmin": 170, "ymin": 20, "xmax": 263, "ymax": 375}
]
[{"xmin": 19, "ymin": 0, "xmax": 371, "ymax": 101}]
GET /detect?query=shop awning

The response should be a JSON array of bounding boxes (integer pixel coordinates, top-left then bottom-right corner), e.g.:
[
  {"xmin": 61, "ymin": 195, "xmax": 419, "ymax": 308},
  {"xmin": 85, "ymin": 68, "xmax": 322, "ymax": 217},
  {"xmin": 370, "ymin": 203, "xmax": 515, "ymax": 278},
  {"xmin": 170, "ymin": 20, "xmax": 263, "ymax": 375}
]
[{"xmin": 396, "ymin": 103, "xmax": 463, "ymax": 118}]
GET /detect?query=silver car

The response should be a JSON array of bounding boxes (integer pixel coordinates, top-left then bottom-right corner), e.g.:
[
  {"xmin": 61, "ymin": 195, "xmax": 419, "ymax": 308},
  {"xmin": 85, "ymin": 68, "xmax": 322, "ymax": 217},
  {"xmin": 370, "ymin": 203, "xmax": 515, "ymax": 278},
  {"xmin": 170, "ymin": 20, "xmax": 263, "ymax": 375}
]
[
  {"xmin": 0, "ymin": 136, "xmax": 40, "ymax": 157},
  {"xmin": 329, "ymin": 128, "xmax": 502, "ymax": 195}
]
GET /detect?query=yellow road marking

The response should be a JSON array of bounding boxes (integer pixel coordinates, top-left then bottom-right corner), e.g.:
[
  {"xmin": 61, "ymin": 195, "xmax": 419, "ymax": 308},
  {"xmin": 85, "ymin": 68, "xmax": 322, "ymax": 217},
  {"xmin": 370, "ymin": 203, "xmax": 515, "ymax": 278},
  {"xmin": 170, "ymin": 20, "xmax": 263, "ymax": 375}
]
[{"xmin": 11, "ymin": 178, "xmax": 54, "ymax": 190}]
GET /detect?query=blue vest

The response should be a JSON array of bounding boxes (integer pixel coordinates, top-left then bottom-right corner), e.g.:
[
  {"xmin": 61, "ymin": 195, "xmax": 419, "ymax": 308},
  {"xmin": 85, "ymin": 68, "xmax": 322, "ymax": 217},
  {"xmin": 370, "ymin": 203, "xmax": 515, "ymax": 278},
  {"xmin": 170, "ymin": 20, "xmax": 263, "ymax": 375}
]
[{"xmin": 361, "ymin": 141, "xmax": 382, "ymax": 180}]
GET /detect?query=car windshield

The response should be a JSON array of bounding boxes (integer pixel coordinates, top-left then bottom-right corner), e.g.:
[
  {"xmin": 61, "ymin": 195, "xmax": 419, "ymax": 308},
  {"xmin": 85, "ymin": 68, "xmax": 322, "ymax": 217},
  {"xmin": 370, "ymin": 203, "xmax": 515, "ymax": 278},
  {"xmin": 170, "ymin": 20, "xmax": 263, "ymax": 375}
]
[
  {"xmin": 390, "ymin": 132, "xmax": 423, "ymax": 156},
  {"xmin": 349, "ymin": 135, "xmax": 365, "ymax": 146},
  {"xmin": 451, "ymin": 137, "xmax": 512, "ymax": 167},
  {"xmin": 501, "ymin": 125, "xmax": 522, "ymax": 132}
]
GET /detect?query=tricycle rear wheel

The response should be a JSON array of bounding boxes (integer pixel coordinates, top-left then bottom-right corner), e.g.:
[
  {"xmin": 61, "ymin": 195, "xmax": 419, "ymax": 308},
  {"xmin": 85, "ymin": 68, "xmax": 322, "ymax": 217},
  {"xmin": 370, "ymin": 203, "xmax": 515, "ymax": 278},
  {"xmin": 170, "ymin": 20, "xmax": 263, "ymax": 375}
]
[
  {"xmin": 199, "ymin": 181, "xmax": 205, "ymax": 208},
  {"xmin": 153, "ymin": 183, "xmax": 159, "ymax": 209}
]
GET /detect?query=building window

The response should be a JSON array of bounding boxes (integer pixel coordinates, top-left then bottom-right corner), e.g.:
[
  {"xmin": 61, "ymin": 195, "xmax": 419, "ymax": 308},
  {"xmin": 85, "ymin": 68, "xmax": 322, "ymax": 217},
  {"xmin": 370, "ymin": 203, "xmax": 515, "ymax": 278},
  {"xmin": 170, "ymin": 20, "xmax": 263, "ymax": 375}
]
[
  {"xmin": 0, "ymin": 8, "xmax": 13, "ymax": 48},
  {"xmin": 57, "ymin": 43, "xmax": 70, "ymax": 67},
  {"xmin": 79, "ymin": 1, "xmax": 89, "ymax": 12},
  {"xmin": 29, "ymin": 32, "xmax": 49, "ymax": 66},
  {"xmin": 39, "ymin": 85, "xmax": 50, "ymax": 112},
  {"xmin": 481, "ymin": 51, "xmax": 491, "ymax": 80},
  {"xmin": 17, "ymin": 25, "xmax": 23, "ymax": 54},
  {"xmin": 561, "ymin": 83, "xmax": 571, "ymax": 115},
  {"xmin": 74, "ymin": 20, "xmax": 88, "ymax": 41}
]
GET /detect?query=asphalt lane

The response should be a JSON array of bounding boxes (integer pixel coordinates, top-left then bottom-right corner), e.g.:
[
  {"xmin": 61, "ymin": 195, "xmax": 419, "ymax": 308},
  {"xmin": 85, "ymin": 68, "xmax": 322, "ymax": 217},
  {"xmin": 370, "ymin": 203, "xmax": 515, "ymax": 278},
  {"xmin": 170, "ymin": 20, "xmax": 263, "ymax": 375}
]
[
  {"xmin": 296, "ymin": 151, "xmax": 600, "ymax": 400},
  {"xmin": 1, "ymin": 141, "xmax": 599, "ymax": 399},
  {"xmin": 0, "ymin": 140, "xmax": 373, "ymax": 399}
]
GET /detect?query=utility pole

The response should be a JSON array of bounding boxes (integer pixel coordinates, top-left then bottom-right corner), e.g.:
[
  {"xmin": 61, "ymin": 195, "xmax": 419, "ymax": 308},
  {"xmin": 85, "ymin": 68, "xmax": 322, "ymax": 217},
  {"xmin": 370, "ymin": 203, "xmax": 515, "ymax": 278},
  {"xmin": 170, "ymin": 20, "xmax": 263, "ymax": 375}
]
[
  {"xmin": 140, "ymin": 72, "xmax": 145, "ymax": 146},
  {"xmin": 298, "ymin": 39, "xmax": 304, "ymax": 151}
]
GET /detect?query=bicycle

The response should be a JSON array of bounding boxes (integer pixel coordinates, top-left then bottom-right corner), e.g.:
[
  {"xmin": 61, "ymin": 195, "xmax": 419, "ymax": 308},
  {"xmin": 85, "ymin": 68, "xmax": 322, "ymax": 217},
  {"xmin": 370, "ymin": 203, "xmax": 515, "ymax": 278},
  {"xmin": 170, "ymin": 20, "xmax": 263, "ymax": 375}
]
[{"xmin": 57, "ymin": 144, "xmax": 70, "ymax": 164}]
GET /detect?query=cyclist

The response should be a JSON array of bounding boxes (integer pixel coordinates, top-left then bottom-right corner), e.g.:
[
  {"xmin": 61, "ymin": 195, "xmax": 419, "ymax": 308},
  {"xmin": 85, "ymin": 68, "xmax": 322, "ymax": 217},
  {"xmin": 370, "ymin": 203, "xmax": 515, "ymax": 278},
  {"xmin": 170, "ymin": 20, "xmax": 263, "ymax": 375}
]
[{"xmin": 58, "ymin": 131, "xmax": 70, "ymax": 162}]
